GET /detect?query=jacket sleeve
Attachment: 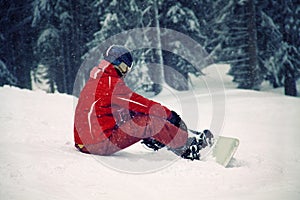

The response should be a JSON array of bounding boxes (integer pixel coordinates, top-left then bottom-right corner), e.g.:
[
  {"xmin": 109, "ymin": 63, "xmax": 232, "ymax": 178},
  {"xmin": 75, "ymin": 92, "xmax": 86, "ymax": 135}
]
[{"xmin": 111, "ymin": 80, "xmax": 172, "ymax": 119}]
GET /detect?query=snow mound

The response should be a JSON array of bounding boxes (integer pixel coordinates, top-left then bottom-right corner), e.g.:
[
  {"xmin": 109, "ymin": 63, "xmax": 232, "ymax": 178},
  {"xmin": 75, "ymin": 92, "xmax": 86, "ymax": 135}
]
[{"xmin": 1, "ymin": 77, "xmax": 300, "ymax": 199}]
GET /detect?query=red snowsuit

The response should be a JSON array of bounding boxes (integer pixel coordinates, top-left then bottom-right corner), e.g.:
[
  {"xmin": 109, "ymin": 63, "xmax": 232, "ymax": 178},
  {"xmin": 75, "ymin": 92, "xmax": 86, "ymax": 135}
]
[{"xmin": 74, "ymin": 60, "xmax": 188, "ymax": 155}]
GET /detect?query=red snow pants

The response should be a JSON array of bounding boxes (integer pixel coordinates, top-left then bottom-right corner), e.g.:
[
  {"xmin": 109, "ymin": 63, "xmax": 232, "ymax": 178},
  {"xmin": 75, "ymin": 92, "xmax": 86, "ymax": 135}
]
[{"xmin": 76, "ymin": 115, "xmax": 188, "ymax": 155}]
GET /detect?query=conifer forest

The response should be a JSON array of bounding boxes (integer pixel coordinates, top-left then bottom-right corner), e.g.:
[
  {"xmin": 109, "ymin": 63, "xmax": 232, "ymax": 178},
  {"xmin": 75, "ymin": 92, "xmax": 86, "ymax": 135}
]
[{"xmin": 1, "ymin": 0, "xmax": 299, "ymax": 96}]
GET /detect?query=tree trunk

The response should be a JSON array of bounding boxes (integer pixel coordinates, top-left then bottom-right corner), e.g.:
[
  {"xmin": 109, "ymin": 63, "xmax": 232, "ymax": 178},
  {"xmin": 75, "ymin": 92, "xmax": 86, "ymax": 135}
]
[
  {"xmin": 246, "ymin": 0, "xmax": 259, "ymax": 89},
  {"xmin": 152, "ymin": 0, "xmax": 163, "ymax": 94},
  {"xmin": 282, "ymin": 1, "xmax": 298, "ymax": 97},
  {"xmin": 284, "ymin": 65, "xmax": 297, "ymax": 96}
]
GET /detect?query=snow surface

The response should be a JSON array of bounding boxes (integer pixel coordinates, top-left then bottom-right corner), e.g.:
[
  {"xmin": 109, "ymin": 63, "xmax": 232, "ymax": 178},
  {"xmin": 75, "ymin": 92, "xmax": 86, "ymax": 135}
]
[{"xmin": 1, "ymin": 65, "xmax": 300, "ymax": 200}]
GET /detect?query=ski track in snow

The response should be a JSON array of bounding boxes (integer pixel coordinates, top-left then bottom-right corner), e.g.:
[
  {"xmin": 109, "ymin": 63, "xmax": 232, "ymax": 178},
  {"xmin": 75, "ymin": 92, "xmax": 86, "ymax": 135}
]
[{"xmin": 1, "ymin": 65, "xmax": 300, "ymax": 200}]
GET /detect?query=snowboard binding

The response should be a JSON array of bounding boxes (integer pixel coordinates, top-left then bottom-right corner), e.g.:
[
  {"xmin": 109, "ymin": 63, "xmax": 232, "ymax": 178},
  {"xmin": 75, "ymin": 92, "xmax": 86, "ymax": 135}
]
[
  {"xmin": 141, "ymin": 138, "xmax": 166, "ymax": 151},
  {"xmin": 180, "ymin": 129, "xmax": 214, "ymax": 160},
  {"xmin": 141, "ymin": 129, "xmax": 214, "ymax": 161}
]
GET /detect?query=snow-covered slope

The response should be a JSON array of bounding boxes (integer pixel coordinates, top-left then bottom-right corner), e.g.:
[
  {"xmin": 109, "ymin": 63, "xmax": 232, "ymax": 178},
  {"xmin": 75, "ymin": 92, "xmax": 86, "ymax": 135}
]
[{"xmin": 1, "ymin": 65, "xmax": 300, "ymax": 200}]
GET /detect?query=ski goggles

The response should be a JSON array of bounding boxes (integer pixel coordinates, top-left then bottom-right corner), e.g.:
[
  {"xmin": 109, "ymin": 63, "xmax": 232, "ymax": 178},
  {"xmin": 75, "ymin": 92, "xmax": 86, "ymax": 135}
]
[{"xmin": 115, "ymin": 62, "xmax": 131, "ymax": 75}]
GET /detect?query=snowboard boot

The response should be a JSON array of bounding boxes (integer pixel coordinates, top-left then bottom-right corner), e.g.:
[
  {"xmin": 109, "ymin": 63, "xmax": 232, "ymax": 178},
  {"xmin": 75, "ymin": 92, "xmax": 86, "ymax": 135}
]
[
  {"xmin": 170, "ymin": 129, "xmax": 214, "ymax": 161},
  {"xmin": 189, "ymin": 129, "xmax": 214, "ymax": 148}
]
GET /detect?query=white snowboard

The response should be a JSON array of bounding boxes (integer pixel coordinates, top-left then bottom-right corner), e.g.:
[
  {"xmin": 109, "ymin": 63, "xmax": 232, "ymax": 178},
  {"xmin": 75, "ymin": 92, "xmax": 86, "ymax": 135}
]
[{"xmin": 212, "ymin": 136, "xmax": 240, "ymax": 167}]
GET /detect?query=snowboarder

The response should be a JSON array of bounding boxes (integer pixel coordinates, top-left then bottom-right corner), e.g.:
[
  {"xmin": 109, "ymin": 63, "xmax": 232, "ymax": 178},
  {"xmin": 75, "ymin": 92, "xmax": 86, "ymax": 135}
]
[{"xmin": 74, "ymin": 45, "xmax": 213, "ymax": 160}]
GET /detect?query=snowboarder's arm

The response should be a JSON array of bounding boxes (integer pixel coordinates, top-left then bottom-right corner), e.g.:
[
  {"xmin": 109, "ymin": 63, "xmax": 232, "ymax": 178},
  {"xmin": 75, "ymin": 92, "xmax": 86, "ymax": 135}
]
[
  {"xmin": 111, "ymin": 80, "xmax": 171, "ymax": 118},
  {"xmin": 113, "ymin": 91, "xmax": 172, "ymax": 119},
  {"xmin": 112, "ymin": 79, "xmax": 187, "ymax": 129}
]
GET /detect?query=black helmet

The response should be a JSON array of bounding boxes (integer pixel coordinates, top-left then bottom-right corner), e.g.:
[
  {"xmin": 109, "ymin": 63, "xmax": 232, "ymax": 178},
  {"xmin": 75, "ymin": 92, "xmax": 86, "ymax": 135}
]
[{"xmin": 103, "ymin": 45, "xmax": 133, "ymax": 76}]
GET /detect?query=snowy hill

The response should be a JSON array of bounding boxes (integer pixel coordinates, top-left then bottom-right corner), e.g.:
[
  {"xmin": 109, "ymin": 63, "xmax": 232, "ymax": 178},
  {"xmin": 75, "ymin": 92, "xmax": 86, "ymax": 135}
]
[{"xmin": 1, "ymin": 65, "xmax": 300, "ymax": 200}]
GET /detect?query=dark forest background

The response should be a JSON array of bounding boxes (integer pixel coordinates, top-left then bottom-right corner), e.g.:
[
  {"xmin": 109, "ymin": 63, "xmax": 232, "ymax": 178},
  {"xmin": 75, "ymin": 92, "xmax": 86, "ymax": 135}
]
[{"xmin": 1, "ymin": 0, "xmax": 299, "ymax": 96}]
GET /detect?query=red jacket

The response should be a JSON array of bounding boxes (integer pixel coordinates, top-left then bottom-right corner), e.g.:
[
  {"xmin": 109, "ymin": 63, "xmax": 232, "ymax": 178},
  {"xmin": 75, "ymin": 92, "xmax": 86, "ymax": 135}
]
[{"xmin": 74, "ymin": 60, "xmax": 172, "ymax": 145}]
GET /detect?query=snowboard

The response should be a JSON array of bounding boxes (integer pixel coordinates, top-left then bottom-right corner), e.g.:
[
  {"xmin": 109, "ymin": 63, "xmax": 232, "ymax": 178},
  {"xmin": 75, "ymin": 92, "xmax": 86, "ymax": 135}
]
[{"xmin": 211, "ymin": 136, "xmax": 239, "ymax": 167}]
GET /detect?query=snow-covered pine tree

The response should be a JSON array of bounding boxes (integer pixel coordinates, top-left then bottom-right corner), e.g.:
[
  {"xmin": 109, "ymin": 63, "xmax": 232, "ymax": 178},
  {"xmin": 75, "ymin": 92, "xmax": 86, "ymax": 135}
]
[
  {"xmin": 0, "ymin": 0, "xmax": 34, "ymax": 89},
  {"xmin": 256, "ymin": 8, "xmax": 282, "ymax": 88},
  {"xmin": 34, "ymin": 27, "xmax": 60, "ymax": 92},
  {"xmin": 280, "ymin": 0, "xmax": 299, "ymax": 96},
  {"xmin": 257, "ymin": 0, "xmax": 299, "ymax": 96},
  {"xmin": 57, "ymin": 0, "xmax": 99, "ymax": 94},
  {"xmin": 32, "ymin": 0, "xmax": 62, "ymax": 92},
  {"xmin": 159, "ymin": 0, "xmax": 208, "ymax": 90},
  {"xmin": 32, "ymin": 0, "xmax": 99, "ymax": 94},
  {"xmin": 193, "ymin": 0, "xmax": 233, "ymax": 61},
  {"xmin": 88, "ymin": 0, "xmax": 218, "ymax": 93},
  {"xmin": 225, "ymin": 0, "xmax": 263, "ymax": 89},
  {"xmin": 87, "ymin": 0, "xmax": 162, "ymax": 95}
]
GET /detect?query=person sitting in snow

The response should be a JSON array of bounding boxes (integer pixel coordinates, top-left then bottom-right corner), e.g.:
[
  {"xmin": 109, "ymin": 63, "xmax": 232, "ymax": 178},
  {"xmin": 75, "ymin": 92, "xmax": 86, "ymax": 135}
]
[{"xmin": 74, "ymin": 45, "xmax": 213, "ymax": 160}]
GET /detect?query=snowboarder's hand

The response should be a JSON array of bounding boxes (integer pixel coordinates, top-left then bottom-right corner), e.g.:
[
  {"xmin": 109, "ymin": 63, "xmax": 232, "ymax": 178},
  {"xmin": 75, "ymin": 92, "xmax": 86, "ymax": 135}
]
[
  {"xmin": 167, "ymin": 111, "xmax": 187, "ymax": 131},
  {"xmin": 167, "ymin": 111, "xmax": 181, "ymax": 126}
]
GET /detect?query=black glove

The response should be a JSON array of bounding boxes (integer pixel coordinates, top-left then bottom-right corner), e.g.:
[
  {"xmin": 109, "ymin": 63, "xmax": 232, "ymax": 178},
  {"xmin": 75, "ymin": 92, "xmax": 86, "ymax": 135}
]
[{"xmin": 167, "ymin": 111, "xmax": 187, "ymax": 131}]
